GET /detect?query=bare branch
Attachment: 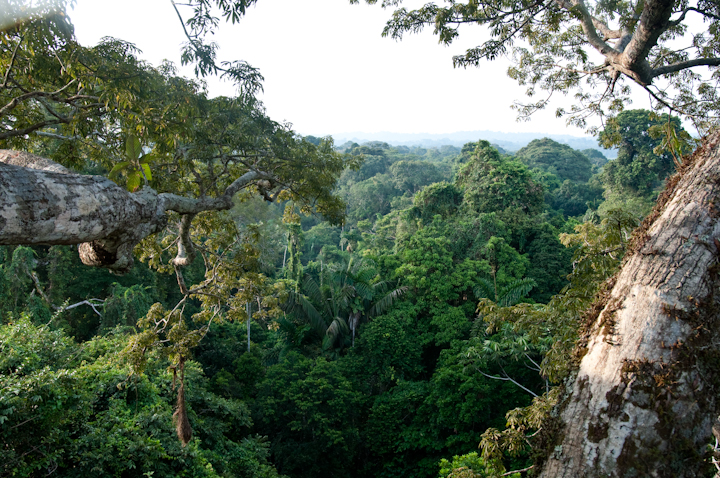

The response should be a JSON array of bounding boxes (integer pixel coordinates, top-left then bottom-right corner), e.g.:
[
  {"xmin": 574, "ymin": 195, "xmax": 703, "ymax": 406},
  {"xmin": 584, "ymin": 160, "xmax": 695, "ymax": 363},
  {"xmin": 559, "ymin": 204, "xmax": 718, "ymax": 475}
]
[
  {"xmin": 477, "ymin": 368, "xmax": 539, "ymax": 397},
  {"xmin": 63, "ymin": 299, "xmax": 104, "ymax": 317},
  {"xmin": 651, "ymin": 57, "xmax": 720, "ymax": 78},
  {"xmin": 0, "ymin": 79, "xmax": 77, "ymax": 117},
  {"xmin": 2, "ymin": 37, "xmax": 22, "ymax": 88}
]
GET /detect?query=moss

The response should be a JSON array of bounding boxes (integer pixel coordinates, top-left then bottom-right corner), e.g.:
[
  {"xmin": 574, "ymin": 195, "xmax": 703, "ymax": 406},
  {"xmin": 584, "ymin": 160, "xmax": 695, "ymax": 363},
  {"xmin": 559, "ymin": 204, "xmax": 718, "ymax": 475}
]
[
  {"xmin": 587, "ymin": 421, "xmax": 609, "ymax": 443},
  {"xmin": 529, "ymin": 407, "xmax": 565, "ymax": 475},
  {"xmin": 574, "ymin": 276, "xmax": 618, "ymax": 363},
  {"xmin": 604, "ymin": 384, "xmax": 627, "ymax": 419},
  {"xmin": 615, "ymin": 439, "xmax": 640, "ymax": 477}
]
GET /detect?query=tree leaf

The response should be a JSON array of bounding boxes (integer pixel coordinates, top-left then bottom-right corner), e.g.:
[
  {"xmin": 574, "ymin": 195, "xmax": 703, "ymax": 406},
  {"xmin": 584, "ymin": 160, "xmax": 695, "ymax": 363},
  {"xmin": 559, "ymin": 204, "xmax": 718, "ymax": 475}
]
[
  {"xmin": 108, "ymin": 161, "xmax": 130, "ymax": 180},
  {"xmin": 125, "ymin": 135, "xmax": 142, "ymax": 160},
  {"xmin": 141, "ymin": 163, "xmax": 152, "ymax": 181},
  {"xmin": 126, "ymin": 172, "xmax": 141, "ymax": 192}
]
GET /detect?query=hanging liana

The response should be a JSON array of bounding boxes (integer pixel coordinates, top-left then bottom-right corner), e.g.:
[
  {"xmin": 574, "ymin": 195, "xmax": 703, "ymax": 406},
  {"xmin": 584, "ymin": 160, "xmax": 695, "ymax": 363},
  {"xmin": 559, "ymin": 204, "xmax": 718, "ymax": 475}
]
[{"xmin": 172, "ymin": 355, "xmax": 192, "ymax": 446}]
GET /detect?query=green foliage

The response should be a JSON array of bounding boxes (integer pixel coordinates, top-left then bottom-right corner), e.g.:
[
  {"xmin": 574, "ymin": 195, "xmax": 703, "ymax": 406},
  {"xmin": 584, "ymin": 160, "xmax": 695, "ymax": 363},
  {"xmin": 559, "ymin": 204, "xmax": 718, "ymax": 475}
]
[
  {"xmin": 523, "ymin": 224, "xmax": 572, "ymax": 303},
  {"xmin": 108, "ymin": 135, "xmax": 156, "ymax": 191},
  {"xmin": 514, "ymin": 138, "xmax": 593, "ymax": 183},
  {"xmin": 560, "ymin": 208, "xmax": 640, "ymax": 295},
  {"xmin": 397, "ymin": 223, "xmax": 488, "ymax": 347},
  {"xmin": 438, "ymin": 452, "xmax": 516, "ymax": 478},
  {"xmin": 456, "ymin": 142, "xmax": 544, "ymax": 216},
  {"xmin": 284, "ymin": 255, "xmax": 405, "ymax": 353},
  {"xmin": 0, "ymin": 132, "xmax": 642, "ymax": 478},
  {"xmin": 581, "ymin": 149, "xmax": 609, "ymax": 168},
  {"xmin": 409, "ymin": 182, "xmax": 464, "ymax": 224},
  {"xmin": 547, "ymin": 177, "xmax": 604, "ymax": 217},
  {"xmin": 0, "ymin": 5, "xmax": 678, "ymax": 476},
  {"xmin": 599, "ymin": 110, "xmax": 690, "ymax": 196},
  {"xmin": 474, "ymin": 277, "xmax": 536, "ymax": 308},
  {"xmin": 303, "ymin": 223, "xmax": 341, "ymax": 263},
  {"xmin": 471, "ymin": 207, "xmax": 640, "ymax": 466},
  {"xmin": 479, "ymin": 236, "xmax": 529, "ymax": 294},
  {"xmin": 389, "ymin": 159, "xmax": 445, "ymax": 193},
  {"xmin": 465, "ymin": 321, "xmax": 550, "ymax": 398},
  {"xmin": 253, "ymin": 352, "xmax": 363, "ymax": 478},
  {"xmin": 101, "ymin": 283, "xmax": 154, "ymax": 331},
  {"xmin": 352, "ymin": 304, "xmax": 425, "ymax": 383},
  {"xmin": 0, "ymin": 316, "xmax": 282, "ymax": 478},
  {"xmin": 342, "ymin": 174, "xmax": 398, "ymax": 223}
]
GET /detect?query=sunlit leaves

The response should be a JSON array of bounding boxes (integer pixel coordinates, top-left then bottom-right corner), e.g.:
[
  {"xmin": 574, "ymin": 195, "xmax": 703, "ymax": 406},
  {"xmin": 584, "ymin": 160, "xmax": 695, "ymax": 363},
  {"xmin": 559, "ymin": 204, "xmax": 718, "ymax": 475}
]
[{"xmin": 109, "ymin": 135, "xmax": 156, "ymax": 191}]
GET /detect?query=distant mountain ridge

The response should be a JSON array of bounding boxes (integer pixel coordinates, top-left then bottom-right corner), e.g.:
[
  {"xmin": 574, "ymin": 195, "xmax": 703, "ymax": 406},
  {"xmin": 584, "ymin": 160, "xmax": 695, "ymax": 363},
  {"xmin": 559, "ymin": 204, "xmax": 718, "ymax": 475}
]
[{"xmin": 330, "ymin": 130, "xmax": 616, "ymax": 157}]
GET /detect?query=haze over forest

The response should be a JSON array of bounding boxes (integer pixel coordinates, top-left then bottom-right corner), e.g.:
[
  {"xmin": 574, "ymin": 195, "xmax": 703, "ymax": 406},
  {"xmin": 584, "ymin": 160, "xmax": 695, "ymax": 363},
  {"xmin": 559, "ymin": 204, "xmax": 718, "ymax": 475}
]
[{"xmin": 331, "ymin": 130, "xmax": 616, "ymax": 156}]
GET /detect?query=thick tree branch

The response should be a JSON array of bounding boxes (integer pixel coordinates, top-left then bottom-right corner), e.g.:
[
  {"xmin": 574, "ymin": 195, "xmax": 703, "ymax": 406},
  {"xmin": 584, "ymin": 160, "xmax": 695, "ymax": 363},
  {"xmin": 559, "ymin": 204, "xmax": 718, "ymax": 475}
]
[
  {"xmin": 651, "ymin": 56, "xmax": 720, "ymax": 78},
  {"xmin": 590, "ymin": 17, "xmax": 625, "ymax": 40},
  {"xmin": 620, "ymin": 0, "xmax": 675, "ymax": 84},
  {"xmin": 0, "ymin": 151, "xmax": 272, "ymax": 273},
  {"xmin": 558, "ymin": 0, "xmax": 620, "ymax": 58},
  {"xmin": 159, "ymin": 170, "xmax": 265, "ymax": 214}
]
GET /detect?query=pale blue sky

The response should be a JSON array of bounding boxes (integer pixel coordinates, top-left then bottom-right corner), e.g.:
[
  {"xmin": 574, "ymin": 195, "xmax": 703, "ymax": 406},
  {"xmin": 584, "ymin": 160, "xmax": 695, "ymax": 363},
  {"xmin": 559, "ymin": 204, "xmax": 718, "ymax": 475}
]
[{"xmin": 68, "ymin": 0, "xmax": 640, "ymax": 137}]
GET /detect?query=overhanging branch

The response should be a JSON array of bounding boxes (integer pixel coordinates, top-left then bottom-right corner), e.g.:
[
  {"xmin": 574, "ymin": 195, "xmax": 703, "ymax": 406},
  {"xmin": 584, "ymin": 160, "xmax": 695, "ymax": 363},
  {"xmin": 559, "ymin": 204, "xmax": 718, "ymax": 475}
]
[{"xmin": 651, "ymin": 57, "xmax": 720, "ymax": 78}]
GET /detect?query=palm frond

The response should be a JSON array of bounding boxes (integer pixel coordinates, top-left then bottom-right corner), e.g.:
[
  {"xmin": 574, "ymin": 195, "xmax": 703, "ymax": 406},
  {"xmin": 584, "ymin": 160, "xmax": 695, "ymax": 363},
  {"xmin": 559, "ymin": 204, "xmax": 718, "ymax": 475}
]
[
  {"xmin": 302, "ymin": 275, "xmax": 324, "ymax": 305},
  {"xmin": 294, "ymin": 293, "xmax": 329, "ymax": 338},
  {"xmin": 371, "ymin": 280, "xmax": 389, "ymax": 295},
  {"xmin": 323, "ymin": 316, "xmax": 349, "ymax": 349},
  {"xmin": 353, "ymin": 281, "xmax": 374, "ymax": 301},
  {"xmin": 474, "ymin": 278, "xmax": 496, "ymax": 301},
  {"xmin": 369, "ymin": 286, "xmax": 408, "ymax": 317},
  {"xmin": 498, "ymin": 278, "xmax": 537, "ymax": 307}
]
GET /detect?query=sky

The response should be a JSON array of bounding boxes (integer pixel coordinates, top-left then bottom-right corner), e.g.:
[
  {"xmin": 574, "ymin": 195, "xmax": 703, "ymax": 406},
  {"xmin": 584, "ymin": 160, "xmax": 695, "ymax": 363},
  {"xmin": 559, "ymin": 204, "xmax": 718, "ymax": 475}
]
[{"xmin": 68, "ymin": 0, "xmax": 622, "ymax": 138}]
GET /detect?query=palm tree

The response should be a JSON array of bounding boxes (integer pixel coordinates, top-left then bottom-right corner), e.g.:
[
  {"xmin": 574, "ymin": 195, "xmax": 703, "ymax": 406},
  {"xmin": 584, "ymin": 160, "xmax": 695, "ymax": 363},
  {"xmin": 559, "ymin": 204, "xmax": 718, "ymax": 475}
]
[
  {"xmin": 284, "ymin": 274, "xmax": 350, "ymax": 354},
  {"xmin": 284, "ymin": 255, "xmax": 406, "ymax": 353},
  {"xmin": 326, "ymin": 255, "xmax": 406, "ymax": 346},
  {"xmin": 474, "ymin": 277, "xmax": 536, "ymax": 307}
]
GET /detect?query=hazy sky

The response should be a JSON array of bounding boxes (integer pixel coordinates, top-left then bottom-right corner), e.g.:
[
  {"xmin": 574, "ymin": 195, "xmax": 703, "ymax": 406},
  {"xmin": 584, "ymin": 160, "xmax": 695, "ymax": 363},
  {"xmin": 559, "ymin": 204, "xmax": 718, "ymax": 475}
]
[{"xmin": 69, "ymin": 0, "xmax": 624, "ymax": 137}]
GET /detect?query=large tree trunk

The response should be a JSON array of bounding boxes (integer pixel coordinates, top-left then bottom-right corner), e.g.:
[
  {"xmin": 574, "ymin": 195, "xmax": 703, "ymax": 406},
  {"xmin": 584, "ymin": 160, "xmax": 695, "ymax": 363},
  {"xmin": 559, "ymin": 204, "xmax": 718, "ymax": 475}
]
[{"xmin": 539, "ymin": 131, "xmax": 720, "ymax": 477}]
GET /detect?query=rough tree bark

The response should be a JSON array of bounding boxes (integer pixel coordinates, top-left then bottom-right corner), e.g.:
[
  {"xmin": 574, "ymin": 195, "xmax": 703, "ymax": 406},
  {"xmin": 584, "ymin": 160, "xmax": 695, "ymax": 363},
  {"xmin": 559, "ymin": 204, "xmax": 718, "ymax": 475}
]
[
  {"xmin": 0, "ymin": 150, "xmax": 263, "ymax": 273},
  {"xmin": 538, "ymin": 131, "xmax": 720, "ymax": 476}
]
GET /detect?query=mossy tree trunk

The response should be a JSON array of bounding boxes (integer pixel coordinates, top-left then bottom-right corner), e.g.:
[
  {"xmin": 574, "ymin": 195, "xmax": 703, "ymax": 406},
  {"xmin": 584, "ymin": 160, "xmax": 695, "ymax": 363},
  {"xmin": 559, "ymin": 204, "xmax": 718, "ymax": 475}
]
[{"xmin": 539, "ymin": 131, "xmax": 720, "ymax": 477}]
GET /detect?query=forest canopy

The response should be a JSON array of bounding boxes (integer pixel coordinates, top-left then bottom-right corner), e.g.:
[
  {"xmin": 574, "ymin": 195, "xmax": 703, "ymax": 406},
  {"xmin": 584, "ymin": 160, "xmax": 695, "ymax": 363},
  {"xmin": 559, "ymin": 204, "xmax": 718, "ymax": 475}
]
[{"xmin": 1, "ymin": 1, "xmax": 719, "ymax": 477}]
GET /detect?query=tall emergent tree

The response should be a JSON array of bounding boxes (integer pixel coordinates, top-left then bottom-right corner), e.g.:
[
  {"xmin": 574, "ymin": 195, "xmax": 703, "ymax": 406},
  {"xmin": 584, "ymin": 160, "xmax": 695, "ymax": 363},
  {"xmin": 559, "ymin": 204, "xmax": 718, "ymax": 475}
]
[{"xmin": 355, "ymin": 0, "xmax": 720, "ymax": 132}]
